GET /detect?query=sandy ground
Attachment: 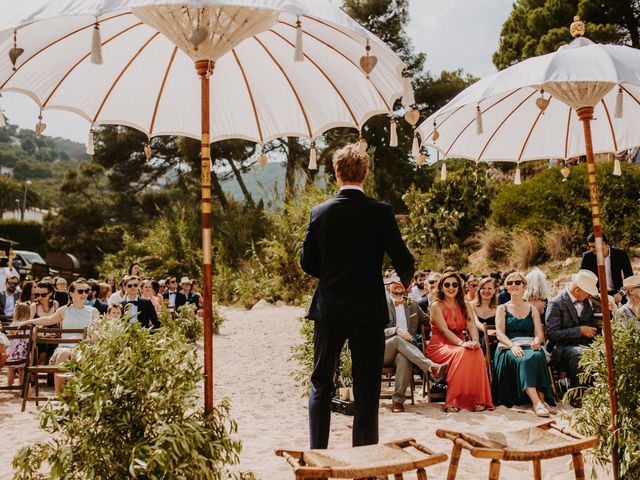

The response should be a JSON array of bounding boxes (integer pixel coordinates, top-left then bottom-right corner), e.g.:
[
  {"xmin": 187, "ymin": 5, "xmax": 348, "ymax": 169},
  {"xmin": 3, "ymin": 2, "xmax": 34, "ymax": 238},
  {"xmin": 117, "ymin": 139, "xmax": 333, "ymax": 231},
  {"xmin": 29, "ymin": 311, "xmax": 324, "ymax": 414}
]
[{"xmin": 1, "ymin": 304, "xmax": 611, "ymax": 479}]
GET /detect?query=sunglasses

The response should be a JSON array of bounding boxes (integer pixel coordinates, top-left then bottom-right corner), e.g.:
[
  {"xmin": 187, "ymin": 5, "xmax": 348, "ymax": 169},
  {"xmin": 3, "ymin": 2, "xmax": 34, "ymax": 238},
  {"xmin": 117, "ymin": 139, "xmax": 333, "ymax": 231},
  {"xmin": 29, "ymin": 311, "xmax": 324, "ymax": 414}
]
[
  {"xmin": 443, "ymin": 282, "xmax": 459, "ymax": 289},
  {"xmin": 75, "ymin": 288, "xmax": 90, "ymax": 294},
  {"xmin": 169, "ymin": 280, "xmax": 177, "ymax": 284},
  {"xmin": 7, "ymin": 282, "xmax": 19, "ymax": 287},
  {"xmin": 127, "ymin": 283, "xmax": 139, "ymax": 288},
  {"xmin": 468, "ymin": 283, "xmax": 479, "ymax": 288},
  {"xmin": 428, "ymin": 280, "xmax": 438, "ymax": 285},
  {"xmin": 35, "ymin": 292, "xmax": 50, "ymax": 298},
  {"xmin": 506, "ymin": 280, "xmax": 524, "ymax": 286}
]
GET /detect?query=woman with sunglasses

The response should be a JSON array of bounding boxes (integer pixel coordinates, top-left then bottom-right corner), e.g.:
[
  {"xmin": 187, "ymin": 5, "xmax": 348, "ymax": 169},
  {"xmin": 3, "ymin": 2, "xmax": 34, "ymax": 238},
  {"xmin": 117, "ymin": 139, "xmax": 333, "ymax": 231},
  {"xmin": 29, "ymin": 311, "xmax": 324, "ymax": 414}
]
[
  {"xmin": 427, "ymin": 271, "xmax": 494, "ymax": 412},
  {"xmin": 30, "ymin": 281, "xmax": 61, "ymax": 365},
  {"xmin": 465, "ymin": 274, "xmax": 479, "ymax": 302},
  {"xmin": 17, "ymin": 278, "xmax": 99, "ymax": 392},
  {"xmin": 493, "ymin": 272, "xmax": 555, "ymax": 417}
]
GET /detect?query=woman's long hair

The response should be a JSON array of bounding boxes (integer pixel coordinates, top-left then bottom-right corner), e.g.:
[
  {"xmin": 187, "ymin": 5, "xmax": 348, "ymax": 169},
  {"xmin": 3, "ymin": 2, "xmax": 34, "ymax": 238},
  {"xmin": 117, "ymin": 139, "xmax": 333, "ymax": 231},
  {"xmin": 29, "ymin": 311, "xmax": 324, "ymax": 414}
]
[
  {"xmin": 474, "ymin": 276, "xmax": 497, "ymax": 308},
  {"xmin": 437, "ymin": 271, "xmax": 473, "ymax": 322}
]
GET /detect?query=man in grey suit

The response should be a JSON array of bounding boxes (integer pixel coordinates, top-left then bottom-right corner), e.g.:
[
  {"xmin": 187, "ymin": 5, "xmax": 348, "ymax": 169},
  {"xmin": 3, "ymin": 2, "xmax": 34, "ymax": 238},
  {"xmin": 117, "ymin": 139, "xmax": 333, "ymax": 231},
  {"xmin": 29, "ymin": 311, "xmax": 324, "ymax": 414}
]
[
  {"xmin": 384, "ymin": 276, "xmax": 446, "ymax": 412},
  {"xmin": 545, "ymin": 269, "xmax": 600, "ymax": 387}
]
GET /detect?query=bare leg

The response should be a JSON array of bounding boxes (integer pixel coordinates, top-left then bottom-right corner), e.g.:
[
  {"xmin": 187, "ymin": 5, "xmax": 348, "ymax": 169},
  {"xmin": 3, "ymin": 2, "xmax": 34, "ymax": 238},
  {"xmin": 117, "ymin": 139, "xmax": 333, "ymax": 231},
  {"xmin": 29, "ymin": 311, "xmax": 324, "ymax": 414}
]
[
  {"xmin": 524, "ymin": 387, "xmax": 541, "ymax": 406},
  {"xmin": 53, "ymin": 350, "xmax": 73, "ymax": 394},
  {"xmin": 7, "ymin": 366, "xmax": 15, "ymax": 386}
]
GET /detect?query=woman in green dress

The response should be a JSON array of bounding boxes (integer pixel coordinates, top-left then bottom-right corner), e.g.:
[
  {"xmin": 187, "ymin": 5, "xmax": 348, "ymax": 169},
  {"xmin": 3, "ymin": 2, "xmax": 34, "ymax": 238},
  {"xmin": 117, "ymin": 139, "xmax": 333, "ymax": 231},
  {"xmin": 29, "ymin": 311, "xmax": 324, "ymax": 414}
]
[{"xmin": 493, "ymin": 271, "xmax": 555, "ymax": 416}]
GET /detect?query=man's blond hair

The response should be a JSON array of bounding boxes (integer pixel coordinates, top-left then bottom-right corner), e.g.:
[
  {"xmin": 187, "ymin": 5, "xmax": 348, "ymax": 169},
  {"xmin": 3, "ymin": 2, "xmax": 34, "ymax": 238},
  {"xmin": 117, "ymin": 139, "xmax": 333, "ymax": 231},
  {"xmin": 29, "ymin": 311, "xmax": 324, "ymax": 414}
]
[{"xmin": 332, "ymin": 144, "xmax": 369, "ymax": 184}]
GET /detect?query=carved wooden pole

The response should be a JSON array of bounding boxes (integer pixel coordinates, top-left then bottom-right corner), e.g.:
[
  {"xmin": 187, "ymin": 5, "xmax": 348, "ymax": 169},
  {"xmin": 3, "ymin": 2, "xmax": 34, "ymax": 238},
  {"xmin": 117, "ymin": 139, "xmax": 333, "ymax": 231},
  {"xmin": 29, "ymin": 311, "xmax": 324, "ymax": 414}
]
[
  {"xmin": 196, "ymin": 59, "xmax": 214, "ymax": 413},
  {"xmin": 577, "ymin": 106, "xmax": 619, "ymax": 480}
]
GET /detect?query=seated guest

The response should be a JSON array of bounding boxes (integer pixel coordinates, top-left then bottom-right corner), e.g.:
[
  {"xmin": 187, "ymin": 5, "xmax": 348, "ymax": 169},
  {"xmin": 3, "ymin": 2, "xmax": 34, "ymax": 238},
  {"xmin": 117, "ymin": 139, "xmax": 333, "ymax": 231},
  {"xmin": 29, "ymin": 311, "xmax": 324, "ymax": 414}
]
[
  {"xmin": 465, "ymin": 274, "xmax": 479, "ymax": 302},
  {"xmin": 5, "ymin": 302, "xmax": 31, "ymax": 386},
  {"xmin": 141, "ymin": 280, "xmax": 162, "ymax": 314},
  {"xmin": 409, "ymin": 270, "xmax": 429, "ymax": 304},
  {"xmin": 419, "ymin": 271, "xmax": 441, "ymax": 313},
  {"xmin": 428, "ymin": 271, "xmax": 494, "ymax": 412},
  {"xmin": 121, "ymin": 276, "xmax": 159, "ymax": 328},
  {"xmin": 53, "ymin": 277, "xmax": 69, "ymax": 306},
  {"xmin": 108, "ymin": 278, "xmax": 126, "ymax": 306},
  {"xmin": 98, "ymin": 282, "xmax": 110, "ymax": 303},
  {"xmin": 384, "ymin": 276, "xmax": 446, "ymax": 413},
  {"xmin": 617, "ymin": 275, "xmax": 640, "ymax": 329},
  {"xmin": 30, "ymin": 280, "xmax": 61, "ymax": 365},
  {"xmin": 107, "ymin": 304, "xmax": 122, "ymax": 320},
  {"xmin": 0, "ymin": 329, "xmax": 8, "ymax": 369},
  {"xmin": 163, "ymin": 276, "xmax": 186, "ymax": 312},
  {"xmin": 128, "ymin": 261, "xmax": 141, "ymax": 277},
  {"xmin": 179, "ymin": 277, "xmax": 201, "ymax": 307},
  {"xmin": 0, "ymin": 274, "xmax": 20, "ymax": 320},
  {"xmin": 525, "ymin": 267, "xmax": 551, "ymax": 323},
  {"xmin": 17, "ymin": 279, "xmax": 99, "ymax": 392},
  {"xmin": 545, "ymin": 269, "xmax": 599, "ymax": 388},
  {"xmin": 20, "ymin": 281, "xmax": 36, "ymax": 303},
  {"xmin": 87, "ymin": 281, "xmax": 108, "ymax": 315},
  {"xmin": 497, "ymin": 271, "xmax": 514, "ymax": 305},
  {"xmin": 472, "ymin": 276, "xmax": 497, "ymax": 351},
  {"xmin": 493, "ymin": 272, "xmax": 555, "ymax": 416}
]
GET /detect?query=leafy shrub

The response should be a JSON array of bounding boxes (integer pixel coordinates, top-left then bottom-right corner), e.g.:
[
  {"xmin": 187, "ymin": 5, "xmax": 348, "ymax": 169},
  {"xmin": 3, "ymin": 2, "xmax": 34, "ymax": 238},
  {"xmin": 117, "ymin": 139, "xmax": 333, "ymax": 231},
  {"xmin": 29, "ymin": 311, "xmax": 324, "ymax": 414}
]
[
  {"xmin": 12, "ymin": 319, "xmax": 251, "ymax": 480},
  {"xmin": 160, "ymin": 303, "xmax": 203, "ymax": 342},
  {"xmin": 510, "ymin": 231, "xmax": 544, "ymax": 269},
  {"xmin": 568, "ymin": 321, "xmax": 640, "ymax": 479},
  {"xmin": 491, "ymin": 163, "xmax": 640, "ymax": 249}
]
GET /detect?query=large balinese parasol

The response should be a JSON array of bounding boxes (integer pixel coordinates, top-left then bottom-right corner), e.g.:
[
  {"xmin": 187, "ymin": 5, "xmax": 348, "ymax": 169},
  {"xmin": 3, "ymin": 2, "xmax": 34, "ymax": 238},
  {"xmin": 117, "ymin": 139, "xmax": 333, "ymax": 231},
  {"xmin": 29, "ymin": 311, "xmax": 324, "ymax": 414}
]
[
  {"xmin": 417, "ymin": 17, "xmax": 640, "ymax": 478},
  {"xmin": 0, "ymin": 1, "xmax": 413, "ymax": 414}
]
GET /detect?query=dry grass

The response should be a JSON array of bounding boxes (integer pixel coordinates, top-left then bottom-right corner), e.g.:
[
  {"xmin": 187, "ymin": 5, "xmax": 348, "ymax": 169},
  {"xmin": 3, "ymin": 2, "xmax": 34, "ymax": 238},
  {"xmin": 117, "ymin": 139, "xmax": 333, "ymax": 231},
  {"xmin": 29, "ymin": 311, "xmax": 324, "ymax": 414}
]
[
  {"xmin": 476, "ymin": 225, "xmax": 510, "ymax": 266},
  {"xmin": 511, "ymin": 232, "xmax": 545, "ymax": 269},
  {"xmin": 543, "ymin": 226, "xmax": 574, "ymax": 261}
]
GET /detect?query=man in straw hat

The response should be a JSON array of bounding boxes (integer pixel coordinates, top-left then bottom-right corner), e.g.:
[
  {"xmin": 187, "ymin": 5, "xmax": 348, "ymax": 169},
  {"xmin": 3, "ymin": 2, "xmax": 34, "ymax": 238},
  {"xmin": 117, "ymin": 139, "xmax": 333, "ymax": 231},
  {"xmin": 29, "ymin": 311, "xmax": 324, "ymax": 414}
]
[
  {"xmin": 301, "ymin": 144, "xmax": 414, "ymax": 448},
  {"xmin": 545, "ymin": 269, "xmax": 600, "ymax": 388}
]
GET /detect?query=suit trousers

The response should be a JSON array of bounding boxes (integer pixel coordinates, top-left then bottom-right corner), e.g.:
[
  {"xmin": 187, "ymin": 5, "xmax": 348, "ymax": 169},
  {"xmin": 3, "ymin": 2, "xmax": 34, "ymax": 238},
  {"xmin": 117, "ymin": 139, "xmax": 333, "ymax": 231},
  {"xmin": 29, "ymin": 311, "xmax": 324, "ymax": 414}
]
[
  {"xmin": 383, "ymin": 336, "xmax": 435, "ymax": 404},
  {"xmin": 309, "ymin": 320, "xmax": 385, "ymax": 449}
]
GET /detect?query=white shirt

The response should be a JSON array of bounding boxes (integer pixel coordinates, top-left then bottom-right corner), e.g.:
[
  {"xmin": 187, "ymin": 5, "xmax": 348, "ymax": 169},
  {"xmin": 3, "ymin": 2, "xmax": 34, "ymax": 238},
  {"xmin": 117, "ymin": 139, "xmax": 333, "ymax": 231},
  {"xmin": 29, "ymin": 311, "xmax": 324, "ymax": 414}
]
[
  {"xmin": 3, "ymin": 291, "xmax": 16, "ymax": 317},
  {"xmin": 108, "ymin": 290, "xmax": 125, "ymax": 306},
  {"xmin": 394, "ymin": 303, "xmax": 408, "ymax": 331},
  {"xmin": 604, "ymin": 253, "xmax": 614, "ymax": 291},
  {"xmin": 339, "ymin": 185, "xmax": 364, "ymax": 193},
  {"xmin": 409, "ymin": 285, "xmax": 427, "ymax": 302},
  {"xmin": 567, "ymin": 290, "xmax": 584, "ymax": 317}
]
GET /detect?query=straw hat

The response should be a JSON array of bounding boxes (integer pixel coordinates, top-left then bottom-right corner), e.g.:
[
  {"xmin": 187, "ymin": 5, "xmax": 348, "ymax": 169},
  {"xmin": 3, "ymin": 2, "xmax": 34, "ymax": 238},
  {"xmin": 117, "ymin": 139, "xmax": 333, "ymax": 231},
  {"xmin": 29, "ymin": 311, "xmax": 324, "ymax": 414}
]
[
  {"xmin": 180, "ymin": 276, "xmax": 191, "ymax": 285},
  {"xmin": 571, "ymin": 269, "xmax": 598, "ymax": 297},
  {"xmin": 621, "ymin": 275, "xmax": 640, "ymax": 291}
]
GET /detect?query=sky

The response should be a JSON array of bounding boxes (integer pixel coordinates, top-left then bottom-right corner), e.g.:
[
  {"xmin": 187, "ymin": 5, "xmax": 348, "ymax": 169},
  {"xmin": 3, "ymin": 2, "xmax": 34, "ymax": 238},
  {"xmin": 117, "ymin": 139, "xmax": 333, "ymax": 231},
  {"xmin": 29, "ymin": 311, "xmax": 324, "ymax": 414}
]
[{"xmin": 0, "ymin": 0, "xmax": 514, "ymax": 145}]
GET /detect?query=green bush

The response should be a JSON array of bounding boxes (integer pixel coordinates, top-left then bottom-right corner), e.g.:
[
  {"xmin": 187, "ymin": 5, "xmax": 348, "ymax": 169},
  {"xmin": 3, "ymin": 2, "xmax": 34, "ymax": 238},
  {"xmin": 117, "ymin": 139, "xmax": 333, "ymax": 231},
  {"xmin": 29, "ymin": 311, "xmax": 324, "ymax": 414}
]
[
  {"xmin": 0, "ymin": 220, "xmax": 48, "ymax": 254},
  {"xmin": 491, "ymin": 162, "xmax": 640, "ymax": 249},
  {"xmin": 12, "ymin": 319, "xmax": 251, "ymax": 480},
  {"xmin": 567, "ymin": 320, "xmax": 640, "ymax": 479},
  {"xmin": 159, "ymin": 303, "xmax": 203, "ymax": 342}
]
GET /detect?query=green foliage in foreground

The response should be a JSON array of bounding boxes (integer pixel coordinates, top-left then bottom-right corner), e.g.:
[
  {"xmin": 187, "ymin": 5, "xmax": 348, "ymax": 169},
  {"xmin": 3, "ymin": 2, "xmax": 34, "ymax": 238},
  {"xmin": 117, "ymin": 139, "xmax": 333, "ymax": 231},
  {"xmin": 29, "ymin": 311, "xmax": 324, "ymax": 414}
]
[
  {"xmin": 568, "ymin": 321, "xmax": 640, "ymax": 479},
  {"xmin": 12, "ymin": 319, "xmax": 252, "ymax": 480}
]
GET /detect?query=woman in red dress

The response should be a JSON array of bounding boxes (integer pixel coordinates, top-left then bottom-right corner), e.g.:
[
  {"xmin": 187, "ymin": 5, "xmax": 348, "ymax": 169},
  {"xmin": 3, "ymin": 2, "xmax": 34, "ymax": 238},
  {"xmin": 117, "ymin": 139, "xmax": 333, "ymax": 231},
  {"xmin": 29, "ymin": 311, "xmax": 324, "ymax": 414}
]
[{"xmin": 427, "ymin": 271, "xmax": 494, "ymax": 412}]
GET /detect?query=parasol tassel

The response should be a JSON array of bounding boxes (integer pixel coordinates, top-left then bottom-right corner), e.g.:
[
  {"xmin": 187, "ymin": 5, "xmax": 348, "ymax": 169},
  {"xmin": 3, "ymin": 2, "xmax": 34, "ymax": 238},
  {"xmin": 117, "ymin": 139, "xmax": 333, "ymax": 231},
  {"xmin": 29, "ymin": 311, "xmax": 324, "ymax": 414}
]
[
  {"xmin": 257, "ymin": 152, "xmax": 268, "ymax": 168},
  {"xmin": 35, "ymin": 114, "xmax": 46, "ymax": 138},
  {"xmin": 475, "ymin": 105, "xmax": 483, "ymax": 135},
  {"xmin": 614, "ymin": 87, "xmax": 623, "ymax": 118},
  {"xmin": 389, "ymin": 118, "xmax": 398, "ymax": 147},
  {"xmin": 308, "ymin": 142, "xmax": 318, "ymax": 170},
  {"xmin": 86, "ymin": 129, "xmax": 95, "ymax": 155},
  {"xmin": 440, "ymin": 162, "xmax": 447, "ymax": 181},
  {"xmin": 294, "ymin": 17, "xmax": 304, "ymax": 62},
  {"xmin": 144, "ymin": 140, "xmax": 151, "ymax": 161},
  {"xmin": 613, "ymin": 158, "xmax": 622, "ymax": 176},
  {"xmin": 91, "ymin": 20, "xmax": 103, "ymax": 65},
  {"xmin": 401, "ymin": 72, "xmax": 415, "ymax": 107},
  {"xmin": 411, "ymin": 133, "xmax": 420, "ymax": 158},
  {"xmin": 358, "ymin": 135, "xmax": 368, "ymax": 154},
  {"xmin": 514, "ymin": 166, "xmax": 521, "ymax": 185}
]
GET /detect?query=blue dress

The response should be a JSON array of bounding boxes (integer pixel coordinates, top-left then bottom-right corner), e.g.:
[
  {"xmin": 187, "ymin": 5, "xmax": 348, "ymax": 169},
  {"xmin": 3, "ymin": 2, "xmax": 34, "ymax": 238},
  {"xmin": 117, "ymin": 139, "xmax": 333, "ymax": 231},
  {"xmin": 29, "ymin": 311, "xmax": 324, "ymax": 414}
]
[{"xmin": 492, "ymin": 307, "xmax": 555, "ymax": 407}]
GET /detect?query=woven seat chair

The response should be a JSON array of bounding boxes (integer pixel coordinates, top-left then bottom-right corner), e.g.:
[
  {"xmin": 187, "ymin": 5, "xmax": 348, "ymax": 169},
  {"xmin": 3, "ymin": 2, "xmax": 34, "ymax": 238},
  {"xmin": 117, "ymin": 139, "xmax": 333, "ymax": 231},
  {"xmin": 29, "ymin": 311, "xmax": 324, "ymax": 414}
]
[
  {"xmin": 0, "ymin": 324, "xmax": 34, "ymax": 393},
  {"xmin": 276, "ymin": 438, "xmax": 448, "ymax": 479},
  {"xmin": 437, "ymin": 420, "xmax": 599, "ymax": 480}
]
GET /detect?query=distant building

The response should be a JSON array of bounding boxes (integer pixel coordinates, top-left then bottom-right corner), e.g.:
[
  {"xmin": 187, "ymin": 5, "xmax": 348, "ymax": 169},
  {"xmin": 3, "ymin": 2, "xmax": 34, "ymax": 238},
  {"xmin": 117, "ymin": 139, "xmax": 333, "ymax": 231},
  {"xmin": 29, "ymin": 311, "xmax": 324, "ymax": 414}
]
[{"xmin": 0, "ymin": 166, "xmax": 14, "ymax": 177}]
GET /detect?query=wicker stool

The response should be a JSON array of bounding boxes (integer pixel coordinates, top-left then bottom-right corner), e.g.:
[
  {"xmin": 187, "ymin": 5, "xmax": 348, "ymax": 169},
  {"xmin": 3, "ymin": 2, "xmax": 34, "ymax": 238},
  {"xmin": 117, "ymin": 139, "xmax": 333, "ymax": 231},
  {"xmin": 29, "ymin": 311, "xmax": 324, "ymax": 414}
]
[
  {"xmin": 436, "ymin": 420, "xmax": 600, "ymax": 480},
  {"xmin": 276, "ymin": 438, "xmax": 448, "ymax": 479}
]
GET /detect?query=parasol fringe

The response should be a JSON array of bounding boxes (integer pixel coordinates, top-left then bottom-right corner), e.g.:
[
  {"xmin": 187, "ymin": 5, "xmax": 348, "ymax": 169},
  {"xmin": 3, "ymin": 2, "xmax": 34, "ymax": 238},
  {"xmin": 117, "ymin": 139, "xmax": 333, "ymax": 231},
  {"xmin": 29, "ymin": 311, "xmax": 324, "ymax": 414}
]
[
  {"xmin": 294, "ymin": 17, "xmax": 304, "ymax": 62},
  {"xmin": 144, "ymin": 139, "xmax": 151, "ymax": 161},
  {"xmin": 308, "ymin": 142, "xmax": 317, "ymax": 170},
  {"xmin": 613, "ymin": 158, "xmax": 622, "ymax": 176},
  {"xmin": 440, "ymin": 162, "xmax": 447, "ymax": 181},
  {"xmin": 514, "ymin": 166, "xmax": 521, "ymax": 185},
  {"xmin": 389, "ymin": 118, "xmax": 398, "ymax": 147},
  {"xmin": 86, "ymin": 129, "xmax": 95, "ymax": 155},
  {"xmin": 614, "ymin": 87, "xmax": 623, "ymax": 118},
  {"xmin": 91, "ymin": 20, "xmax": 103, "ymax": 65},
  {"xmin": 475, "ymin": 104, "xmax": 483, "ymax": 135},
  {"xmin": 401, "ymin": 72, "xmax": 415, "ymax": 107}
]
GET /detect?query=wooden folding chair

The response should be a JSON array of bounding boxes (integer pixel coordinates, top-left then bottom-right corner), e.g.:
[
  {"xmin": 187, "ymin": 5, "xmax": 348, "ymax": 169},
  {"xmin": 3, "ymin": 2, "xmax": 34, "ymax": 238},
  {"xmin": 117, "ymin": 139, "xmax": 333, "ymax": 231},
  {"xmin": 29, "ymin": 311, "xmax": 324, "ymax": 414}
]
[
  {"xmin": 21, "ymin": 326, "xmax": 88, "ymax": 411},
  {"xmin": 0, "ymin": 324, "xmax": 34, "ymax": 393},
  {"xmin": 421, "ymin": 323, "xmax": 446, "ymax": 403}
]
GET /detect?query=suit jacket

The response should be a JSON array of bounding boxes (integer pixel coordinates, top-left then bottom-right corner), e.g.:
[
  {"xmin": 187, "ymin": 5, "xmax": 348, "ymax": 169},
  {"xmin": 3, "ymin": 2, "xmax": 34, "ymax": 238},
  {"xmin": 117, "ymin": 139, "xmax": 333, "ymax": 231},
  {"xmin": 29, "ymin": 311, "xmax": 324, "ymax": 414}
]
[
  {"xmin": 122, "ymin": 297, "xmax": 159, "ymax": 328},
  {"xmin": 92, "ymin": 298, "xmax": 108, "ymax": 315},
  {"xmin": 162, "ymin": 290, "xmax": 186, "ymax": 310},
  {"xmin": 384, "ymin": 297, "xmax": 428, "ymax": 338},
  {"xmin": 301, "ymin": 189, "xmax": 414, "ymax": 325},
  {"xmin": 545, "ymin": 290, "xmax": 596, "ymax": 349},
  {"xmin": 0, "ymin": 292, "xmax": 8, "ymax": 320},
  {"xmin": 579, "ymin": 246, "xmax": 633, "ymax": 292},
  {"xmin": 183, "ymin": 291, "xmax": 201, "ymax": 307}
]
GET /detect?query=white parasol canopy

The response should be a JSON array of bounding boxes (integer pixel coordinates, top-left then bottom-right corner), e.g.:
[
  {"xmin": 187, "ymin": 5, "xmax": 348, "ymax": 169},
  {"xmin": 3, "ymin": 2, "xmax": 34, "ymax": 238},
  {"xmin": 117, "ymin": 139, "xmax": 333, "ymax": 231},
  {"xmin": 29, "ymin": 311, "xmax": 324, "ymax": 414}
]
[
  {"xmin": 417, "ymin": 36, "xmax": 640, "ymax": 163},
  {"xmin": 0, "ymin": 0, "xmax": 408, "ymax": 144}
]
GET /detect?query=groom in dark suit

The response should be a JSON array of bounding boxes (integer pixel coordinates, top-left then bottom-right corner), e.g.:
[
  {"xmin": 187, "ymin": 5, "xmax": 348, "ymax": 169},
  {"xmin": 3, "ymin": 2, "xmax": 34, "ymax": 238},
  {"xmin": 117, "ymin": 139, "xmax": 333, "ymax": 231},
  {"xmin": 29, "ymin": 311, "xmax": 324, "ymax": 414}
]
[{"xmin": 301, "ymin": 144, "xmax": 414, "ymax": 449}]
